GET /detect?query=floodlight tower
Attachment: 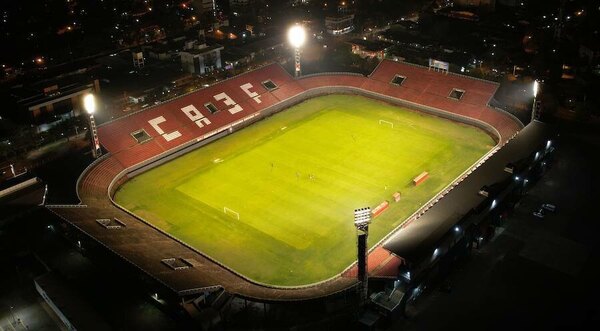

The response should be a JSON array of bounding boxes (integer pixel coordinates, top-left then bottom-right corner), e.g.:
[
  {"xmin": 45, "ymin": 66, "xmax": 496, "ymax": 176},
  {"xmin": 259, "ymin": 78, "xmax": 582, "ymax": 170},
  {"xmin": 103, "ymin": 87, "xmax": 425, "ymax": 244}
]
[
  {"xmin": 531, "ymin": 80, "xmax": 541, "ymax": 122},
  {"xmin": 83, "ymin": 94, "xmax": 102, "ymax": 158},
  {"xmin": 288, "ymin": 25, "xmax": 306, "ymax": 77},
  {"xmin": 354, "ymin": 207, "xmax": 372, "ymax": 305}
]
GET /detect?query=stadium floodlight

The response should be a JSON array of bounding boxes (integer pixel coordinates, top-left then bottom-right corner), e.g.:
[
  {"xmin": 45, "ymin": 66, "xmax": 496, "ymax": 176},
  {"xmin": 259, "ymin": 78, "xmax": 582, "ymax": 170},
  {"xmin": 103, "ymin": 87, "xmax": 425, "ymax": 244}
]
[
  {"xmin": 83, "ymin": 93, "xmax": 96, "ymax": 114},
  {"xmin": 83, "ymin": 93, "xmax": 102, "ymax": 158},
  {"xmin": 288, "ymin": 25, "xmax": 306, "ymax": 49},
  {"xmin": 354, "ymin": 206, "xmax": 371, "ymax": 305},
  {"xmin": 288, "ymin": 24, "xmax": 306, "ymax": 77},
  {"xmin": 354, "ymin": 207, "xmax": 372, "ymax": 231}
]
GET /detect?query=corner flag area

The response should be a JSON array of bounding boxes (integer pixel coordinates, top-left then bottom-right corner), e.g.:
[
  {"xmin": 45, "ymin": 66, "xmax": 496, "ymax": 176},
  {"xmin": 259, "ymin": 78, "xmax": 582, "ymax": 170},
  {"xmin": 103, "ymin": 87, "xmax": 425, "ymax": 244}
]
[{"xmin": 115, "ymin": 95, "xmax": 494, "ymax": 286}]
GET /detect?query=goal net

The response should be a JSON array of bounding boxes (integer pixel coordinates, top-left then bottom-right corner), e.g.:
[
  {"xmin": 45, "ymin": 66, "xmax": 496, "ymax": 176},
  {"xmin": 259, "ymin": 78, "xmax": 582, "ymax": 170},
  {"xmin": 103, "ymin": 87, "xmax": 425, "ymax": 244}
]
[
  {"xmin": 379, "ymin": 119, "xmax": 394, "ymax": 128},
  {"xmin": 223, "ymin": 207, "xmax": 240, "ymax": 220}
]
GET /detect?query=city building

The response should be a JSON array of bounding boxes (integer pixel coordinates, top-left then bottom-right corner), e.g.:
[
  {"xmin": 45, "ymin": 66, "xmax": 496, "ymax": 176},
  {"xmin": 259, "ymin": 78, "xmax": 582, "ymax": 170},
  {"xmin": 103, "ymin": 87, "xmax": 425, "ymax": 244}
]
[
  {"xmin": 193, "ymin": 0, "xmax": 216, "ymax": 15},
  {"xmin": 180, "ymin": 43, "xmax": 224, "ymax": 74},
  {"xmin": 10, "ymin": 78, "xmax": 100, "ymax": 130},
  {"xmin": 325, "ymin": 14, "xmax": 355, "ymax": 35},
  {"xmin": 229, "ymin": 0, "xmax": 257, "ymax": 16}
]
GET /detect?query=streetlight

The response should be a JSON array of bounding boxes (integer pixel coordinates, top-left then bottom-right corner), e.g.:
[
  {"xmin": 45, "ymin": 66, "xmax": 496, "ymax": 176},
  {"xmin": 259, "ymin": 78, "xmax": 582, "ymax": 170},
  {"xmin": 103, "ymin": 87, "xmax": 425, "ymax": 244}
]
[
  {"xmin": 83, "ymin": 93, "xmax": 102, "ymax": 158},
  {"xmin": 288, "ymin": 24, "xmax": 306, "ymax": 77}
]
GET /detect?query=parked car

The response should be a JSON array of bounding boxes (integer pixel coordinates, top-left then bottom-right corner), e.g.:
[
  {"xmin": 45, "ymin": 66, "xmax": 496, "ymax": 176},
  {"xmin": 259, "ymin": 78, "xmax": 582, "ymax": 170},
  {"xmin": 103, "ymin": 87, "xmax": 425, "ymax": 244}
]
[{"xmin": 533, "ymin": 208, "xmax": 545, "ymax": 218}]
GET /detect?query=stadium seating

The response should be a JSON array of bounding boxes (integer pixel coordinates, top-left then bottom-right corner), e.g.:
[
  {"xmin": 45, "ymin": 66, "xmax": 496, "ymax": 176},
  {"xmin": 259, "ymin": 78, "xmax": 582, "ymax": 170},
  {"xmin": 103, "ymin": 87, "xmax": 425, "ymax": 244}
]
[
  {"xmin": 98, "ymin": 64, "xmax": 304, "ymax": 165},
  {"xmin": 98, "ymin": 60, "xmax": 520, "ymax": 170},
  {"xmin": 342, "ymin": 246, "xmax": 394, "ymax": 278},
  {"xmin": 270, "ymin": 81, "xmax": 305, "ymax": 102},
  {"xmin": 296, "ymin": 74, "xmax": 366, "ymax": 90},
  {"xmin": 370, "ymin": 254, "xmax": 405, "ymax": 278},
  {"xmin": 112, "ymin": 139, "xmax": 165, "ymax": 168},
  {"xmin": 78, "ymin": 156, "xmax": 125, "ymax": 203},
  {"xmin": 74, "ymin": 61, "xmax": 525, "ymax": 292}
]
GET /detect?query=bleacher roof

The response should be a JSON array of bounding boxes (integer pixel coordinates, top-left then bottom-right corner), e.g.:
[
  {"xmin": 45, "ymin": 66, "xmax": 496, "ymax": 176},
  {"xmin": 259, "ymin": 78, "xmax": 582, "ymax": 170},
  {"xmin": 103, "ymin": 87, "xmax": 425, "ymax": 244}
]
[{"xmin": 383, "ymin": 121, "xmax": 552, "ymax": 263}]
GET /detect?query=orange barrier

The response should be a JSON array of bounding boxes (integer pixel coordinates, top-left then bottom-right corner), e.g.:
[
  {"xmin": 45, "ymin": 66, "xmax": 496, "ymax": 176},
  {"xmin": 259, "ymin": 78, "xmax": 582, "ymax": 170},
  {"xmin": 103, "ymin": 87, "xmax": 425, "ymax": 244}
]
[
  {"xmin": 372, "ymin": 201, "xmax": 389, "ymax": 218},
  {"xmin": 413, "ymin": 171, "xmax": 429, "ymax": 186}
]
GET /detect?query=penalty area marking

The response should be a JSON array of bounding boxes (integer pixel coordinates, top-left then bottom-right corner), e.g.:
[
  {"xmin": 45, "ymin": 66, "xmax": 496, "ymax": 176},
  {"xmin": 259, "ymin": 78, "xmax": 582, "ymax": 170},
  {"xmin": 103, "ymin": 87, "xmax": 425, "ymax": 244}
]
[
  {"xmin": 378, "ymin": 119, "xmax": 394, "ymax": 128},
  {"xmin": 223, "ymin": 207, "xmax": 240, "ymax": 220}
]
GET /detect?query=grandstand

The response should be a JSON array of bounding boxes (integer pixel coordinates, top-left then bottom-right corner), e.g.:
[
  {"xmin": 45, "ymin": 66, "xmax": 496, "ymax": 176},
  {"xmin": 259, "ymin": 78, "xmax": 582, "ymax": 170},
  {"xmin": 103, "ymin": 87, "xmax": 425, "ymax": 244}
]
[{"xmin": 48, "ymin": 60, "xmax": 525, "ymax": 301}]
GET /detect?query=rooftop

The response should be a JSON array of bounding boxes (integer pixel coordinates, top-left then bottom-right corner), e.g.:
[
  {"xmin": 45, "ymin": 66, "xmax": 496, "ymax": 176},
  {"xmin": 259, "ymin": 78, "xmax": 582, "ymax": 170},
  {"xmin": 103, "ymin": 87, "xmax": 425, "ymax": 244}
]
[{"xmin": 384, "ymin": 121, "xmax": 553, "ymax": 263}]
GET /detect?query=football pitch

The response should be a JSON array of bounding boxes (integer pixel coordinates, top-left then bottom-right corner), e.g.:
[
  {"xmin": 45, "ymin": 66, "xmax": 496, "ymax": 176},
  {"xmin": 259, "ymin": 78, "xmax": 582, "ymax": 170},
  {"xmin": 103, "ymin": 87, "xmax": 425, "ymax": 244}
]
[{"xmin": 115, "ymin": 95, "xmax": 495, "ymax": 286}]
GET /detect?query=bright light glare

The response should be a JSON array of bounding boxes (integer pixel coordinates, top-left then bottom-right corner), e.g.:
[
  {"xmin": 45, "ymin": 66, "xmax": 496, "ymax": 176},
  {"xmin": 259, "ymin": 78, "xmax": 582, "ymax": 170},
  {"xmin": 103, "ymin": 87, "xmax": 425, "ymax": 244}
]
[
  {"xmin": 533, "ymin": 80, "xmax": 539, "ymax": 97},
  {"xmin": 288, "ymin": 25, "xmax": 306, "ymax": 48},
  {"xmin": 83, "ymin": 94, "xmax": 96, "ymax": 114}
]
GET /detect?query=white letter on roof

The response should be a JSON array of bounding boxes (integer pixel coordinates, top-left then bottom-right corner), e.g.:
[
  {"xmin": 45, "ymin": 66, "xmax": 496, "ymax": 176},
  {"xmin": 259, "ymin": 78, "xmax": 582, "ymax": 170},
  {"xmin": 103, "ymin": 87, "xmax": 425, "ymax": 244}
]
[
  {"xmin": 181, "ymin": 105, "xmax": 211, "ymax": 128},
  {"xmin": 214, "ymin": 92, "xmax": 243, "ymax": 114},
  {"xmin": 240, "ymin": 83, "xmax": 261, "ymax": 104},
  {"xmin": 148, "ymin": 116, "xmax": 182, "ymax": 142}
]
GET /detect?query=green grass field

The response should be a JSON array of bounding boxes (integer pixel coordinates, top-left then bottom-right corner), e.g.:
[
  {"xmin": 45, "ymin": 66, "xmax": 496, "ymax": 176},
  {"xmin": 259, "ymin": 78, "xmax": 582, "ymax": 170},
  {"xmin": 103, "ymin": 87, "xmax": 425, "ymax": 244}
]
[{"xmin": 115, "ymin": 95, "xmax": 494, "ymax": 286}]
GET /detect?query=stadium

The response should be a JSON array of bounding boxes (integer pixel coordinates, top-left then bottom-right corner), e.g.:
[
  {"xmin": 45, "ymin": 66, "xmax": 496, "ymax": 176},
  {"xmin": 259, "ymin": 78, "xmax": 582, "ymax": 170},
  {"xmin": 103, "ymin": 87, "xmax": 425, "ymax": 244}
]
[{"xmin": 47, "ymin": 59, "xmax": 553, "ymax": 310}]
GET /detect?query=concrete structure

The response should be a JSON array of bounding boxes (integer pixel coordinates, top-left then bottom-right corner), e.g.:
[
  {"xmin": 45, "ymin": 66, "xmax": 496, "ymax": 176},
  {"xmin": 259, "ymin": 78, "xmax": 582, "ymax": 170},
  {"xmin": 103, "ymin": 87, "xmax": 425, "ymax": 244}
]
[
  {"xmin": 325, "ymin": 14, "xmax": 355, "ymax": 35},
  {"xmin": 180, "ymin": 44, "xmax": 224, "ymax": 74},
  {"xmin": 132, "ymin": 51, "xmax": 145, "ymax": 68},
  {"xmin": 35, "ymin": 273, "xmax": 111, "ymax": 330},
  {"xmin": 13, "ymin": 79, "xmax": 100, "ymax": 128},
  {"xmin": 194, "ymin": 0, "xmax": 216, "ymax": 14},
  {"xmin": 380, "ymin": 121, "xmax": 554, "ymax": 315}
]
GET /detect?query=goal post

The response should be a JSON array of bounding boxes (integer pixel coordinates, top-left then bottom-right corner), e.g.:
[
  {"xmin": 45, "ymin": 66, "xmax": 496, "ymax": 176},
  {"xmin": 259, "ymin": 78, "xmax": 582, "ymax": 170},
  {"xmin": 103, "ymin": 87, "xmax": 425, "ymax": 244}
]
[
  {"xmin": 378, "ymin": 119, "xmax": 394, "ymax": 128},
  {"xmin": 223, "ymin": 207, "xmax": 240, "ymax": 220}
]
